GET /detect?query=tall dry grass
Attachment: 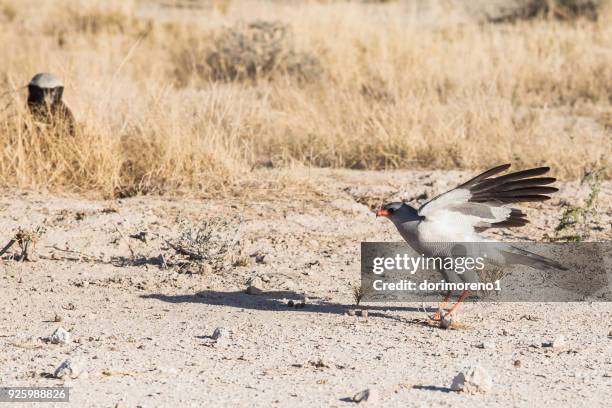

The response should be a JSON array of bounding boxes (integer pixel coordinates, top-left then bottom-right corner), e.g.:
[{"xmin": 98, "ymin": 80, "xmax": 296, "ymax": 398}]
[{"xmin": 0, "ymin": 0, "xmax": 610, "ymax": 197}]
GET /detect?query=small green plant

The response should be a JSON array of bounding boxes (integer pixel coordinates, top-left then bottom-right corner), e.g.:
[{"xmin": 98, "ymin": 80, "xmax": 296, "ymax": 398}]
[
  {"xmin": 351, "ymin": 282, "xmax": 369, "ymax": 306},
  {"xmin": 552, "ymin": 168, "xmax": 604, "ymax": 242}
]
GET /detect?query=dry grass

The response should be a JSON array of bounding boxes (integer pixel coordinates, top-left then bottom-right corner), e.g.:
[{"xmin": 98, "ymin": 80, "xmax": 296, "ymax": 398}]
[{"xmin": 0, "ymin": 0, "xmax": 610, "ymax": 197}]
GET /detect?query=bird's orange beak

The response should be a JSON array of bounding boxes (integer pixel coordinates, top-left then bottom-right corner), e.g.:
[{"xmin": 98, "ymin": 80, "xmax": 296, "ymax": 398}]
[{"xmin": 376, "ymin": 208, "xmax": 390, "ymax": 217}]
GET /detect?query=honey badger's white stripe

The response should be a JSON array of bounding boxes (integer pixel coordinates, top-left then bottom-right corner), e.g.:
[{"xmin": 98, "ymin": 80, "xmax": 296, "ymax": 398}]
[{"xmin": 29, "ymin": 73, "xmax": 63, "ymax": 89}]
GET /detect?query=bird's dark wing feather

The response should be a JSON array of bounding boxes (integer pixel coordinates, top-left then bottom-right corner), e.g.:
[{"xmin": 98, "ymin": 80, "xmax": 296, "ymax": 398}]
[{"xmin": 418, "ymin": 164, "xmax": 558, "ymax": 232}]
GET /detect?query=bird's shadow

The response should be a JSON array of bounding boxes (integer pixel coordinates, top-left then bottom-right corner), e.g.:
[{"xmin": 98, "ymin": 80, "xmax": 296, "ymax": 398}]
[{"xmin": 141, "ymin": 290, "xmax": 428, "ymax": 318}]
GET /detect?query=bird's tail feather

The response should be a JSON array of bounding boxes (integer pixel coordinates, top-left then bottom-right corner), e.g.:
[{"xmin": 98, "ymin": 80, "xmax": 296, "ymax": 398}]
[{"xmin": 501, "ymin": 247, "xmax": 567, "ymax": 272}]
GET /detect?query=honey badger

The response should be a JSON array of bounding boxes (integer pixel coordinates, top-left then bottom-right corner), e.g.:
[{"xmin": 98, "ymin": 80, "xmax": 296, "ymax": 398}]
[{"xmin": 27, "ymin": 73, "xmax": 75, "ymax": 134}]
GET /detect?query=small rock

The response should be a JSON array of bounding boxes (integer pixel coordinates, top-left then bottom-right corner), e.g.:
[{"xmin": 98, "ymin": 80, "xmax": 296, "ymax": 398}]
[
  {"xmin": 211, "ymin": 327, "xmax": 227, "ymax": 341},
  {"xmin": 352, "ymin": 388, "xmax": 378, "ymax": 403},
  {"xmin": 114, "ymin": 402, "xmax": 128, "ymax": 408},
  {"xmin": 477, "ymin": 341, "xmax": 495, "ymax": 349},
  {"xmin": 450, "ymin": 364, "xmax": 492, "ymax": 394},
  {"xmin": 53, "ymin": 314, "xmax": 63, "ymax": 322},
  {"xmin": 49, "ymin": 327, "xmax": 70, "ymax": 344},
  {"xmin": 54, "ymin": 359, "xmax": 85, "ymax": 379},
  {"xmin": 246, "ymin": 277, "xmax": 264, "ymax": 295},
  {"xmin": 513, "ymin": 359, "xmax": 522, "ymax": 368},
  {"xmin": 542, "ymin": 336, "xmax": 566, "ymax": 349},
  {"xmin": 260, "ymin": 274, "xmax": 271, "ymax": 282},
  {"xmin": 255, "ymin": 254, "xmax": 267, "ymax": 264},
  {"xmin": 346, "ymin": 309, "xmax": 356, "ymax": 316},
  {"xmin": 287, "ymin": 300, "xmax": 295, "ymax": 307},
  {"xmin": 295, "ymin": 301, "xmax": 305, "ymax": 309}
]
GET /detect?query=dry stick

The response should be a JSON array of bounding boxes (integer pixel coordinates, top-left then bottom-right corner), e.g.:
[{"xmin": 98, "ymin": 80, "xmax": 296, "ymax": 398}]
[
  {"xmin": 164, "ymin": 240, "xmax": 203, "ymax": 260},
  {"xmin": 0, "ymin": 239, "xmax": 16, "ymax": 257},
  {"xmin": 113, "ymin": 222, "xmax": 135, "ymax": 259},
  {"xmin": 48, "ymin": 245, "xmax": 105, "ymax": 263}
]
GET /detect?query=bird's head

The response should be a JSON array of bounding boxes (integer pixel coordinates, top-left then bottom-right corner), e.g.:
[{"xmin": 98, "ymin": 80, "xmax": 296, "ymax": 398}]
[
  {"xmin": 376, "ymin": 202, "xmax": 404, "ymax": 218},
  {"xmin": 376, "ymin": 201, "xmax": 421, "ymax": 224}
]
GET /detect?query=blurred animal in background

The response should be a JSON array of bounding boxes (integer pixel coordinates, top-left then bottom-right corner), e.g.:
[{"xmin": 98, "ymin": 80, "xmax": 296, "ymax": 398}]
[{"xmin": 27, "ymin": 73, "xmax": 75, "ymax": 135}]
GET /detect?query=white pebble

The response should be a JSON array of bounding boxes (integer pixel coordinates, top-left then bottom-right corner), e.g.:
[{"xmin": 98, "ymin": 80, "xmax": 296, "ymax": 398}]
[
  {"xmin": 352, "ymin": 388, "xmax": 378, "ymax": 403},
  {"xmin": 477, "ymin": 341, "xmax": 495, "ymax": 349},
  {"xmin": 54, "ymin": 359, "xmax": 85, "ymax": 379},
  {"xmin": 49, "ymin": 327, "xmax": 70, "ymax": 345},
  {"xmin": 451, "ymin": 364, "xmax": 492, "ymax": 394}
]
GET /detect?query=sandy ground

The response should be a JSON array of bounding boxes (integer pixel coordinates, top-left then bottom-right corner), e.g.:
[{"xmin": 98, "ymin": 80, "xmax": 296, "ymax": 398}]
[{"xmin": 1, "ymin": 169, "xmax": 611, "ymax": 407}]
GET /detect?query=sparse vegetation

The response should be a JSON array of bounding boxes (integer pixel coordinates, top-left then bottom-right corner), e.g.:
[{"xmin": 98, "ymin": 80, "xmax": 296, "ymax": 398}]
[
  {"xmin": 351, "ymin": 282, "xmax": 369, "ymax": 306},
  {"xmin": 165, "ymin": 217, "xmax": 247, "ymax": 272},
  {"xmin": 479, "ymin": 267, "xmax": 506, "ymax": 298},
  {"xmin": 14, "ymin": 226, "xmax": 45, "ymax": 261},
  {"xmin": 0, "ymin": 0, "xmax": 610, "ymax": 198},
  {"xmin": 552, "ymin": 168, "xmax": 605, "ymax": 241}
]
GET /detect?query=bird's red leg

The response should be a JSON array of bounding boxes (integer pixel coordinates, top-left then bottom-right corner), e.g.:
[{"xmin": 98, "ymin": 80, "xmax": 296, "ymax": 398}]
[
  {"xmin": 445, "ymin": 290, "xmax": 470, "ymax": 317},
  {"xmin": 432, "ymin": 290, "xmax": 453, "ymax": 321}
]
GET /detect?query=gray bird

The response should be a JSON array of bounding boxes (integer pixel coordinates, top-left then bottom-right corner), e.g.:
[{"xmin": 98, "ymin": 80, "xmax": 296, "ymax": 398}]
[
  {"xmin": 27, "ymin": 73, "xmax": 75, "ymax": 134},
  {"xmin": 377, "ymin": 164, "xmax": 565, "ymax": 323}
]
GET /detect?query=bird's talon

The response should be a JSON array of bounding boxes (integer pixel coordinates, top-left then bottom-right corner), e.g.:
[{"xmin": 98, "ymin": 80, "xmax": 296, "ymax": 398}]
[{"xmin": 431, "ymin": 309, "xmax": 444, "ymax": 321}]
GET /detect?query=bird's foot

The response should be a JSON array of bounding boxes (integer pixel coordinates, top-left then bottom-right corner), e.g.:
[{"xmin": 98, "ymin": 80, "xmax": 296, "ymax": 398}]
[
  {"xmin": 439, "ymin": 312, "xmax": 454, "ymax": 329},
  {"xmin": 430, "ymin": 308, "xmax": 445, "ymax": 321}
]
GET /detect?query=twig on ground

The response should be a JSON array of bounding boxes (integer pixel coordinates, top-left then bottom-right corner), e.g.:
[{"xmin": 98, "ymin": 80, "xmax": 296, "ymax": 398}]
[
  {"xmin": 48, "ymin": 245, "xmax": 105, "ymax": 263},
  {"xmin": 0, "ymin": 239, "xmax": 16, "ymax": 257},
  {"xmin": 113, "ymin": 222, "xmax": 135, "ymax": 259}
]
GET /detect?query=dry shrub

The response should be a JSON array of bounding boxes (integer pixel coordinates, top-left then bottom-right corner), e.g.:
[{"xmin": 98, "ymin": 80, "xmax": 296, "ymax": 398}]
[
  {"xmin": 174, "ymin": 20, "xmax": 321, "ymax": 85},
  {"xmin": 165, "ymin": 216, "xmax": 246, "ymax": 272},
  {"xmin": 465, "ymin": 0, "xmax": 604, "ymax": 22}
]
